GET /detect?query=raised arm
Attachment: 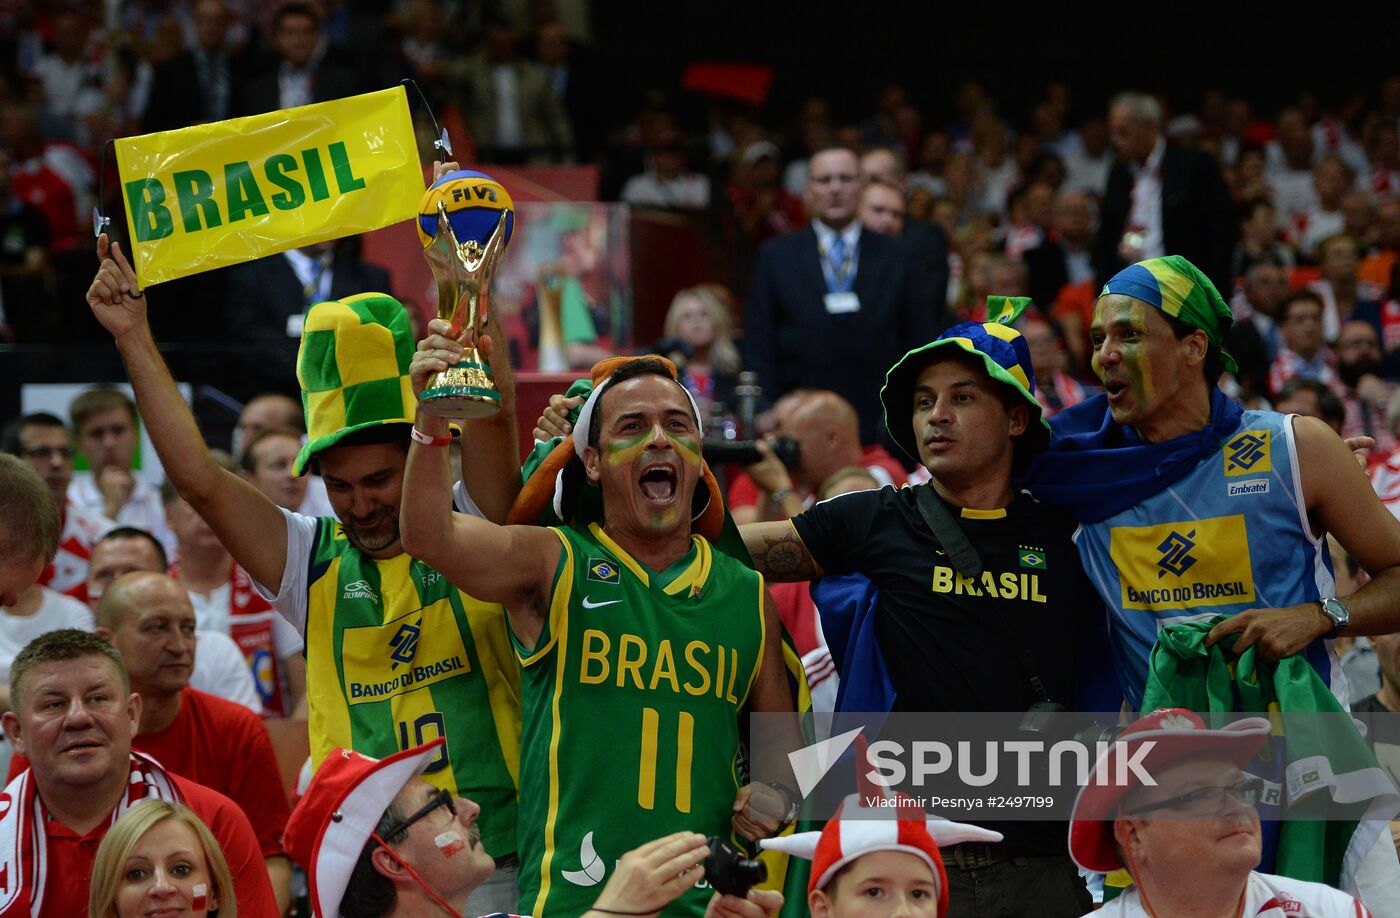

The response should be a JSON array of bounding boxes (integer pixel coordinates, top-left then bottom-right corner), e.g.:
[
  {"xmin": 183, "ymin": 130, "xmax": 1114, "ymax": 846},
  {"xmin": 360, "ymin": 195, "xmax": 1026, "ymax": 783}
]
[
  {"xmin": 411, "ymin": 317, "xmax": 521, "ymax": 523},
  {"xmin": 87, "ymin": 235, "xmax": 288, "ymax": 589},
  {"xmin": 399, "ymin": 403, "xmax": 559, "ymax": 646}
]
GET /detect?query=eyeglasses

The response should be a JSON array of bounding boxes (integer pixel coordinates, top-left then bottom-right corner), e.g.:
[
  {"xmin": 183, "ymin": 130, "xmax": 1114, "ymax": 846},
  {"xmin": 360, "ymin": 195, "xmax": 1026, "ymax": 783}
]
[
  {"xmin": 1126, "ymin": 777, "xmax": 1264, "ymax": 817},
  {"xmin": 20, "ymin": 445, "xmax": 73, "ymax": 461},
  {"xmin": 379, "ymin": 789, "xmax": 456, "ymax": 842}
]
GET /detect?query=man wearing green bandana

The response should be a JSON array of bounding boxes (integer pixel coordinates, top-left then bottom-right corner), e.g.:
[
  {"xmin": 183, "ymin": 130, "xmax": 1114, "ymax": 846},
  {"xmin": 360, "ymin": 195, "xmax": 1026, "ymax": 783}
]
[
  {"xmin": 84, "ymin": 229, "xmax": 527, "ymax": 916},
  {"xmin": 738, "ymin": 296, "xmax": 1102, "ymax": 918},
  {"xmin": 1025, "ymin": 254, "xmax": 1400, "ymax": 714}
]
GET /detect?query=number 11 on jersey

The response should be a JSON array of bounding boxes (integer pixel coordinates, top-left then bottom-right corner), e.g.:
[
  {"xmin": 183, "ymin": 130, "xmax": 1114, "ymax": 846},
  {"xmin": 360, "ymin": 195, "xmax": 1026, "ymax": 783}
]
[{"xmin": 638, "ymin": 707, "xmax": 695, "ymax": 813}]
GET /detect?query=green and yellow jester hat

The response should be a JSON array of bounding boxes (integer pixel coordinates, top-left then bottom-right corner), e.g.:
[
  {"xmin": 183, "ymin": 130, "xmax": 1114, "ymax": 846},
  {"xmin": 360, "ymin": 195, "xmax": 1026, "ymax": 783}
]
[{"xmin": 293, "ymin": 293, "xmax": 417, "ymax": 476}]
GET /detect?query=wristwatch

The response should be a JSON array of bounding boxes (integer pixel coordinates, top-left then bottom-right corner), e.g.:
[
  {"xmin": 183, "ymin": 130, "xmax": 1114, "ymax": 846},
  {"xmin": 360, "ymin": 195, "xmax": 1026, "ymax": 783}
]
[
  {"xmin": 1317, "ymin": 597, "xmax": 1350, "ymax": 640},
  {"xmin": 765, "ymin": 781, "xmax": 801, "ymax": 829}
]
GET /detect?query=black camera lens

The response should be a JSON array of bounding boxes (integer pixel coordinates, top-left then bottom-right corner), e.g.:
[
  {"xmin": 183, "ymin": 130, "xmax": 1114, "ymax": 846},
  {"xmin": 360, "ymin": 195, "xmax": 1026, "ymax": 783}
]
[{"xmin": 703, "ymin": 836, "xmax": 768, "ymax": 898}]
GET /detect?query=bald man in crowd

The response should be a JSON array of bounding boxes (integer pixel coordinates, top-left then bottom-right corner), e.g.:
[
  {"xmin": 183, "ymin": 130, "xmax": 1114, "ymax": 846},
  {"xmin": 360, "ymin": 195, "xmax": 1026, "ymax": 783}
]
[{"xmin": 734, "ymin": 391, "xmax": 909, "ymax": 522}]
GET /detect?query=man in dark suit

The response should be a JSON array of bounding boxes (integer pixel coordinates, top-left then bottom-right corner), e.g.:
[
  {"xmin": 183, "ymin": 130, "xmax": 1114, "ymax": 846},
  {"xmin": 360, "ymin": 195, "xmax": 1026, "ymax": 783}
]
[
  {"xmin": 142, "ymin": 0, "xmax": 246, "ymax": 133},
  {"xmin": 1093, "ymin": 92, "xmax": 1236, "ymax": 295},
  {"xmin": 233, "ymin": 1, "xmax": 360, "ymax": 118},
  {"xmin": 1024, "ymin": 189, "xmax": 1096, "ymax": 311},
  {"xmin": 746, "ymin": 146, "xmax": 934, "ymax": 445},
  {"xmin": 226, "ymin": 239, "xmax": 392, "ymax": 395}
]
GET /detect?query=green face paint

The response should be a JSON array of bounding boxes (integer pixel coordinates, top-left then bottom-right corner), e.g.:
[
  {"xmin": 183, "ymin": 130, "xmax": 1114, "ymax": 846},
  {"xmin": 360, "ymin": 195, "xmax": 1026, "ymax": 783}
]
[
  {"xmin": 605, "ymin": 431, "xmax": 651, "ymax": 466},
  {"xmin": 1122, "ymin": 300, "xmax": 1155, "ymax": 411},
  {"xmin": 664, "ymin": 432, "xmax": 701, "ymax": 466},
  {"xmin": 1091, "ymin": 296, "xmax": 1155, "ymax": 417}
]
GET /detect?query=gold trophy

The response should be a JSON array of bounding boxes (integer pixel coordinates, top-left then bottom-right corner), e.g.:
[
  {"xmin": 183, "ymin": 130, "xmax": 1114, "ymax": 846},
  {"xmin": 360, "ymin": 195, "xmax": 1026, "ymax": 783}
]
[{"xmin": 416, "ymin": 171, "xmax": 516, "ymax": 419}]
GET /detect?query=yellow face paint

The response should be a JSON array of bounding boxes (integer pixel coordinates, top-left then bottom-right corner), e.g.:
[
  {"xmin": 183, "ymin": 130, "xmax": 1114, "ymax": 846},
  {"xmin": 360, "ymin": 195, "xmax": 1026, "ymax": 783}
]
[
  {"xmin": 1091, "ymin": 295, "xmax": 1156, "ymax": 414},
  {"xmin": 665, "ymin": 432, "xmax": 701, "ymax": 466},
  {"xmin": 1123, "ymin": 300, "xmax": 1155, "ymax": 408},
  {"xmin": 605, "ymin": 431, "xmax": 650, "ymax": 466}
]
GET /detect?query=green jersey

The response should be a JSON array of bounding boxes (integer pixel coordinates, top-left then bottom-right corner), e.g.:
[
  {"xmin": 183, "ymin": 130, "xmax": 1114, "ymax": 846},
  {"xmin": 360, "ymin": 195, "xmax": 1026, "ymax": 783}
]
[
  {"xmin": 303, "ymin": 518, "xmax": 521, "ymax": 858},
  {"xmin": 516, "ymin": 523, "xmax": 767, "ymax": 917}
]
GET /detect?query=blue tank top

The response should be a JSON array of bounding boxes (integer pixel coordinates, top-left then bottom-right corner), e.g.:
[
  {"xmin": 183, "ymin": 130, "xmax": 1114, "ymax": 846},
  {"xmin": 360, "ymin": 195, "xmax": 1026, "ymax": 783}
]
[{"xmin": 1073, "ymin": 410, "xmax": 1345, "ymax": 709}]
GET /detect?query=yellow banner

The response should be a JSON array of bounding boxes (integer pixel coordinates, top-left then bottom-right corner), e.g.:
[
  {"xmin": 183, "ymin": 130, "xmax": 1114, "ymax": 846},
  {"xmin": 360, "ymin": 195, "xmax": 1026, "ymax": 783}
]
[{"xmin": 115, "ymin": 87, "xmax": 421, "ymax": 287}]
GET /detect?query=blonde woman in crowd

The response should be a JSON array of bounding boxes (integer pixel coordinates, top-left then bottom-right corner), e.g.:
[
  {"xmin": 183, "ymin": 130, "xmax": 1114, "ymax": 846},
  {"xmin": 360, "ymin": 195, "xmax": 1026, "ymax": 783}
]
[
  {"xmin": 660, "ymin": 283, "xmax": 744, "ymax": 418},
  {"xmin": 89, "ymin": 800, "xmax": 237, "ymax": 918}
]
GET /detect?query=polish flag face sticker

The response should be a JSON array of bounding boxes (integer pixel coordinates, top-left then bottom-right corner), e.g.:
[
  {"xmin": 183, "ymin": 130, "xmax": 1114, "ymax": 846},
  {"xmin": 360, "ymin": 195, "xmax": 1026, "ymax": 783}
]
[
  {"xmin": 191, "ymin": 883, "xmax": 208, "ymax": 911},
  {"xmin": 434, "ymin": 830, "xmax": 466, "ymax": 858}
]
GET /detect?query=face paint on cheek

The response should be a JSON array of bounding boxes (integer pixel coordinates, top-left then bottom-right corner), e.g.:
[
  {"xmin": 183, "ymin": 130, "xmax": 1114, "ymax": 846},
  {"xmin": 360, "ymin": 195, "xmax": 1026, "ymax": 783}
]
[
  {"xmin": 664, "ymin": 432, "xmax": 701, "ymax": 466},
  {"xmin": 191, "ymin": 883, "xmax": 208, "ymax": 911},
  {"xmin": 435, "ymin": 830, "xmax": 467, "ymax": 858},
  {"xmin": 605, "ymin": 432, "xmax": 650, "ymax": 467},
  {"xmin": 1123, "ymin": 302, "xmax": 1155, "ymax": 407}
]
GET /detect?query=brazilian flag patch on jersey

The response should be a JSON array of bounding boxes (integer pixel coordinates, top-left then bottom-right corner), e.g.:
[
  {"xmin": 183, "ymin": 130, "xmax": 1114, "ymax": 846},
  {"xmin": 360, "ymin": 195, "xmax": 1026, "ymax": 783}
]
[
  {"xmin": 586, "ymin": 558, "xmax": 620, "ymax": 583},
  {"xmin": 1019, "ymin": 545, "xmax": 1047, "ymax": 570}
]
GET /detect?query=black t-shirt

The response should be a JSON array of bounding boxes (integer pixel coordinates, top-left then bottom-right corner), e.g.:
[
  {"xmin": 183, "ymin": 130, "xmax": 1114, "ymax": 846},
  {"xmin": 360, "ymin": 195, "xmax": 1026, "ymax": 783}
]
[
  {"xmin": 793, "ymin": 485, "xmax": 1104, "ymax": 855},
  {"xmin": 794, "ymin": 485, "xmax": 1099, "ymax": 713}
]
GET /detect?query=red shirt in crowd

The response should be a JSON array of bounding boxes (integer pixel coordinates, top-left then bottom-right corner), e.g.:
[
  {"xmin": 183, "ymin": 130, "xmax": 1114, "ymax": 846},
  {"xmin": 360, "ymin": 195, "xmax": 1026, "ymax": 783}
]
[
  {"xmin": 24, "ymin": 772, "xmax": 277, "ymax": 917},
  {"xmin": 9, "ymin": 688, "xmax": 290, "ymax": 860}
]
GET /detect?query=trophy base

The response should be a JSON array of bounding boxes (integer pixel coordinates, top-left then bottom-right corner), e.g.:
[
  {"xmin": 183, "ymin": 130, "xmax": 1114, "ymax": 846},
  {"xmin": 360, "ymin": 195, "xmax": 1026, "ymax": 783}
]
[
  {"xmin": 420, "ymin": 358, "xmax": 501, "ymax": 420},
  {"xmin": 419, "ymin": 388, "xmax": 502, "ymax": 420}
]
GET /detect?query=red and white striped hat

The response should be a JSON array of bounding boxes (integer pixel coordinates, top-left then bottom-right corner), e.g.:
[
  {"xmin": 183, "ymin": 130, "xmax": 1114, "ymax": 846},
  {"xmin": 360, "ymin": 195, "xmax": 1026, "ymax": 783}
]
[{"xmin": 760, "ymin": 791, "xmax": 1001, "ymax": 914}]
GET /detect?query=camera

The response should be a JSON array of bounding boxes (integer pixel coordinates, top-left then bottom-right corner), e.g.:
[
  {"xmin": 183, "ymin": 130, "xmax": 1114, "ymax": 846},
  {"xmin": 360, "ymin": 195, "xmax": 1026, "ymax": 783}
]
[
  {"xmin": 701, "ymin": 436, "xmax": 799, "ymax": 470},
  {"xmin": 703, "ymin": 836, "xmax": 767, "ymax": 898},
  {"xmin": 1018, "ymin": 699, "xmax": 1068, "ymax": 734}
]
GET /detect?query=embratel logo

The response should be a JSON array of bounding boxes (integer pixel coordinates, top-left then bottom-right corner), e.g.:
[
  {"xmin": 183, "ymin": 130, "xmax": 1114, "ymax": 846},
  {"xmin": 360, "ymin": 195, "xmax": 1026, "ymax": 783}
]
[
  {"xmin": 587, "ymin": 558, "xmax": 620, "ymax": 584},
  {"xmin": 389, "ymin": 621, "xmax": 421, "ymax": 669},
  {"xmin": 1110, "ymin": 516, "xmax": 1256, "ymax": 611},
  {"xmin": 1224, "ymin": 430, "xmax": 1271, "ymax": 477},
  {"xmin": 1155, "ymin": 530, "xmax": 1197, "ymax": 579},
  {"xmin": 343, "ymin": 579, "xmax": 378, "ymax": 600}
]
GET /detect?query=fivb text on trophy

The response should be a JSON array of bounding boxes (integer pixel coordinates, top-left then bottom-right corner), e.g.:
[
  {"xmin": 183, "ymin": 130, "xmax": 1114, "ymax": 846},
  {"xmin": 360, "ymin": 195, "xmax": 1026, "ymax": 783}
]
[{"xmin": 416, "ymin": 170, "xmax": 516, "ymax": 419}]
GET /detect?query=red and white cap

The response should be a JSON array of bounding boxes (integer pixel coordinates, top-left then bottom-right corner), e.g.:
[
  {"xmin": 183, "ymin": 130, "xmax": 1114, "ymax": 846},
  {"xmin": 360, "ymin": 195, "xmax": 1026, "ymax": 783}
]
[
  {"xmin": 284, "ymin": 739, "xmax": 445, "ymax": 918},
  {"xmin": 760, "ymin": 789, "xmax": 1001, "ymax": 915},
  {"xmin": 1068, "ymin": 708, "xmax": 1271, "ymax": 872}
]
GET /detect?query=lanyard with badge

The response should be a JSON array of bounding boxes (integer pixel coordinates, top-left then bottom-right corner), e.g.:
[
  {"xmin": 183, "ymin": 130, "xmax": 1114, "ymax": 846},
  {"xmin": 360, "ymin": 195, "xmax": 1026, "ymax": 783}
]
[{"xmin": 819, "ymin": 234, "xmax": 860, "ymax": 314}]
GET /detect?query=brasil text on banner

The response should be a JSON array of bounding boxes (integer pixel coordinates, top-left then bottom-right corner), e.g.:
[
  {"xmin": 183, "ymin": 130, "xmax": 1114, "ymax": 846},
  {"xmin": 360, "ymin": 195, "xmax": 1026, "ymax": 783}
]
[{"xmin": 116, "ymin": 86, "xmax": 421, "ymax": 287}]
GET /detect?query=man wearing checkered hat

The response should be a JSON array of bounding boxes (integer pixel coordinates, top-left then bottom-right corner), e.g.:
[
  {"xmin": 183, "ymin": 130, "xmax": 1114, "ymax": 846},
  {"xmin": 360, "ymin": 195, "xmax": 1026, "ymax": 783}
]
[
  {"xmin": 86, "ymin": 226, "xmax": 527, "ymax": 915},
  {"xmin": 736, "ymin": 297, "xmax": 1104, "ymax": 917}
]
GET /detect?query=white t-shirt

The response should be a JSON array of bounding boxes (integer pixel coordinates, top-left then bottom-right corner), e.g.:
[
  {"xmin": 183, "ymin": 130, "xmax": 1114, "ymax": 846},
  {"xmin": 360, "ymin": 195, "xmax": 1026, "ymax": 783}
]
[
  {"xmin": 188, "ymin": 629, "xmax": 261, "ymax": 714},
  {"xmin": 1087, "ymin": 872, "xmax": 1369, "ymax": 918},
  {"xmin": 68, "ymin": 473, "xmax": 176, "ymax": 559},
  {"xmin": 0, "ymin": 589, "xmax": 94, "ymax": 682},
  {"xmin": 252, "ymin": 482, "xmax": 481, "ymax": 636}
]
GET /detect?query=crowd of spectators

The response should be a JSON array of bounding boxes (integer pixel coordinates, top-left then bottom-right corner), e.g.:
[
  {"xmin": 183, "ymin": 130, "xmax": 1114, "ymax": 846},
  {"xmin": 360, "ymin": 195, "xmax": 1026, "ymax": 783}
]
[{"xmin": 5, "ymin": 2, "xmax": 1400, "ymax": 917}]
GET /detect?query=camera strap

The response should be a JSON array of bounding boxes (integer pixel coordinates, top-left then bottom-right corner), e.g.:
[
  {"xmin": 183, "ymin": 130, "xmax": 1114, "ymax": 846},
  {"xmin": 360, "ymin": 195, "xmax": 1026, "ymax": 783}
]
[
  {"xmin": 911, "ymin": 483, "xmax": 982, "ymax": 578},
  {"xmin": 911, "ymin": 484, "xmax": 1052, "ymax": 705}
]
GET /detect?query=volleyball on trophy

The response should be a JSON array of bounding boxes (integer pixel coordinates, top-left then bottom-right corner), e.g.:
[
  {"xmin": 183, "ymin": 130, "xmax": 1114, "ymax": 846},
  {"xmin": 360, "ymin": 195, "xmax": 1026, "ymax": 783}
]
[{"xmin": 416, "ymin": 169, "xmax": 516, "ymax": 419}]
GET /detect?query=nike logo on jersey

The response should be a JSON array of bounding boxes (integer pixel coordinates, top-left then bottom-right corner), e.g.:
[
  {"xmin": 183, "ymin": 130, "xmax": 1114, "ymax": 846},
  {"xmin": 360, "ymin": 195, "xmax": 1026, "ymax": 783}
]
[{"xmin": 581, "ymin": 596, "xmax": 622, "ymax": 609}]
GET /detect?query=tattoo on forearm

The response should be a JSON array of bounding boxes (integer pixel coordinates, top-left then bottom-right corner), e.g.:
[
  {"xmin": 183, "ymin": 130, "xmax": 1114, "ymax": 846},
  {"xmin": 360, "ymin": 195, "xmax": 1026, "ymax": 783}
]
[{"xmin": 752, "ymin": 531, "xmax": 817, "ymax": 581}]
